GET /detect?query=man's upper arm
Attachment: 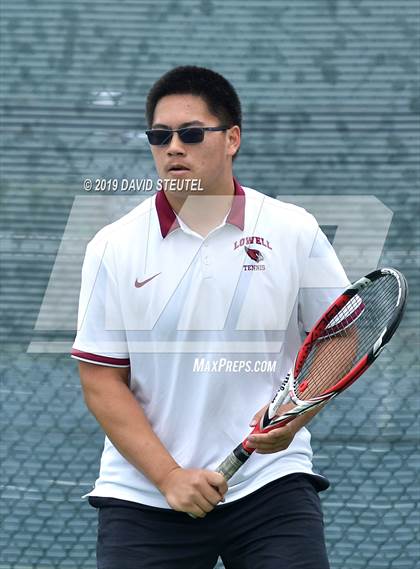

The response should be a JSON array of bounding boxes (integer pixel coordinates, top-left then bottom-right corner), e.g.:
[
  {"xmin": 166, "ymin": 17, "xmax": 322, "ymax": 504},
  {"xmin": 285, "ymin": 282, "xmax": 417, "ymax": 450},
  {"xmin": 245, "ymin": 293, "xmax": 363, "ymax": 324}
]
[
  {"xmin": 78, "ymin": 361, "xmax": 130, "ymax": 399},
  {"xmin": 298, "ymin": 222, "xmax": 349, "ymax": 334},
  {"xmin": 71, "ymin": 238, "xmax": 130, "ymax": 368}
]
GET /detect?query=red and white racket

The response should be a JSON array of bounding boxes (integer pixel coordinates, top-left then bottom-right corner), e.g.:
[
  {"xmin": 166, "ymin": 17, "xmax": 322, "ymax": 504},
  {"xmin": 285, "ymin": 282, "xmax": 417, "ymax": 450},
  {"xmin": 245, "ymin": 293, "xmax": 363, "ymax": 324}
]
[{"xmin": 216, "ymin": 268, "xmax": 408, "ymax": 481}]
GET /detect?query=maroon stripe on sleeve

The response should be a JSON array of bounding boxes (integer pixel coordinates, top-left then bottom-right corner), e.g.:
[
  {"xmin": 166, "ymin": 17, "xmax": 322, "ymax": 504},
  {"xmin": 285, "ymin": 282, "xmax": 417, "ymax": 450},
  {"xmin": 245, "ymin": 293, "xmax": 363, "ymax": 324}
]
[{"xmin": 71, "ymin": 349, "xmax": 130, "ymax": 367}]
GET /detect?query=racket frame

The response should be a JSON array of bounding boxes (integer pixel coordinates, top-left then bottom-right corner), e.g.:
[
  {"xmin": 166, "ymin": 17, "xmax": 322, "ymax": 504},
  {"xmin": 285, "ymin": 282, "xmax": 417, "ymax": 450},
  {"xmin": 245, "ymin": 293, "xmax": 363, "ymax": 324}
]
[{"xmin": 216, "ymin": 267, "xmax": 407, "ymax": 482}]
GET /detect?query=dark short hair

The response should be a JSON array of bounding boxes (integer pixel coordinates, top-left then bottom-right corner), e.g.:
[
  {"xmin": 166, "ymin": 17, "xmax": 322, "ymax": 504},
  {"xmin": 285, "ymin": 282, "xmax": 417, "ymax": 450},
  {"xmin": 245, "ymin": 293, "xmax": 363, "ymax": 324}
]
[{"xmin": 146, "ymin": 66, "xmax": 242, "ymax": 131}]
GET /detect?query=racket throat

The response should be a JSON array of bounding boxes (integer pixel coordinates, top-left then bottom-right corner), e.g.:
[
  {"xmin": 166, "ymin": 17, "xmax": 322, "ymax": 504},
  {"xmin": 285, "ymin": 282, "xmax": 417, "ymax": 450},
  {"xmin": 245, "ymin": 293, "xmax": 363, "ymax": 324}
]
[{"xmin": 267, "ymin": 373, "xmax": 292, "ymax": 422}]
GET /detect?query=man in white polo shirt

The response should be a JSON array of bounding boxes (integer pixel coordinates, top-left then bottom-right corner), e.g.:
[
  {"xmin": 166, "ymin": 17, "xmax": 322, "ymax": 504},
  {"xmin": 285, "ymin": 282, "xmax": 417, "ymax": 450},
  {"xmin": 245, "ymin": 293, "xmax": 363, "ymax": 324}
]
[{"xmin": 72, "ymin": 66, "xmax": 348, "ymax": 569}]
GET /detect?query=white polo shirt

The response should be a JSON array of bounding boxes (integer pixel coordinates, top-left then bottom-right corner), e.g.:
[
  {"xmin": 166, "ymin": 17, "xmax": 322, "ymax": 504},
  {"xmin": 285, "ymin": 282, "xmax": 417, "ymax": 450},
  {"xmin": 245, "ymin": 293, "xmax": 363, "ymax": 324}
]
[{"xmin": 71, "ymin": 179, "xmax": 349, "ymax": 508}]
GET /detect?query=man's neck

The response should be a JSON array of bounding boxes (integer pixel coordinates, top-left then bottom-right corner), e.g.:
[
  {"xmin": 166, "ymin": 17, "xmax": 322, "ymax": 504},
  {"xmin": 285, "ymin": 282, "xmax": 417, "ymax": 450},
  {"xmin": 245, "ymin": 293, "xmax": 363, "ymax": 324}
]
[{"xmin": 164, "ymin": 176, "xmax": 235, "ymax": 238}]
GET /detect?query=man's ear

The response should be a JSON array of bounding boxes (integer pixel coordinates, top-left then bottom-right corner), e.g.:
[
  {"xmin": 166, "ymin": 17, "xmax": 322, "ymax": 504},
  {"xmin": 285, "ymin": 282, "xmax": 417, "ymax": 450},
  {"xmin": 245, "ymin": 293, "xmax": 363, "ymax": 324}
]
[{"xmin": 227, "ymin": 126, "xmax": 241, "ymax": 158}]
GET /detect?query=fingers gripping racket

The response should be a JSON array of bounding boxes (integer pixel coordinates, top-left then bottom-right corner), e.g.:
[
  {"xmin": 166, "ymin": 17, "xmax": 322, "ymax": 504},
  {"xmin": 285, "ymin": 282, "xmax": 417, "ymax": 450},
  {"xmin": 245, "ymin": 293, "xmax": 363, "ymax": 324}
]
[{"xmin": 216, "ymin": 268, "xmax": 407, "ymax": 482}]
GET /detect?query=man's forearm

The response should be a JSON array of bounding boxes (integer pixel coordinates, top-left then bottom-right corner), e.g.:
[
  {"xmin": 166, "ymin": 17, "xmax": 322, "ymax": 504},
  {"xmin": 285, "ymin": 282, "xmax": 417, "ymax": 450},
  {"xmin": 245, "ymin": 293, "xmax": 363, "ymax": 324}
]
[{"xmin": 79, "ymin": 362, "xmax": 179, "ymax": 492}]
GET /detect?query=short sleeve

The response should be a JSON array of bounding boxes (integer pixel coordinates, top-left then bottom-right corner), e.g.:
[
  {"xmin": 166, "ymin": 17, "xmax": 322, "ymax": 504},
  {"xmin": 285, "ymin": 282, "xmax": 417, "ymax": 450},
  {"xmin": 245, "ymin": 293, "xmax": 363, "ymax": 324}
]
[
  {"xmin": 71, "ymin": 239, "xmax": 130, "ymax": 367},
  {"xmin": 298, "ymin": 223, "xmax": 350, "ymax": 334}
]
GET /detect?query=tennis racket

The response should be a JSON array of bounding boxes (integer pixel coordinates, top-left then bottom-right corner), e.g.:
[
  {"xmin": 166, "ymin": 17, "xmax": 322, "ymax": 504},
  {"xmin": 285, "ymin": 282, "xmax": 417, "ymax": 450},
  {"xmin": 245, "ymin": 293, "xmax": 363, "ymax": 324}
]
[{"xmin": 216, "ymin": 267, "xmax": 407, "ymax": 482}]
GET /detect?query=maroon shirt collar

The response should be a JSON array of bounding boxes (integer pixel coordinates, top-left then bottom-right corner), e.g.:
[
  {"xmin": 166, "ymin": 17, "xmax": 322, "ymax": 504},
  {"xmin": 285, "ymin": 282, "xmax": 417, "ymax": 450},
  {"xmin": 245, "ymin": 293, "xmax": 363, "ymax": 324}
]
[{"xmin": 156, "ymin": 177, "xmax": 245, "ymax": 238}]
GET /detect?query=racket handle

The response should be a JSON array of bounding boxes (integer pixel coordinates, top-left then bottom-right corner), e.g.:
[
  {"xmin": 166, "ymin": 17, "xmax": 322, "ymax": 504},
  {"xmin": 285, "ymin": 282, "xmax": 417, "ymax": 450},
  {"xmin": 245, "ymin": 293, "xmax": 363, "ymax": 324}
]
[
  {"xmin": 216, "ymin": 377, "xmax": 294, "ymax": 480},
  {"xmin": 216, "ymin": 441, "xmax": 252, "ymax": 481},
  {"xmin": 188, "ymin": 442, "xmax": 251, "ymax": 519},
  {"xmin": 187, "ymin": 442, "xmax": 252, "ymax": 518}
]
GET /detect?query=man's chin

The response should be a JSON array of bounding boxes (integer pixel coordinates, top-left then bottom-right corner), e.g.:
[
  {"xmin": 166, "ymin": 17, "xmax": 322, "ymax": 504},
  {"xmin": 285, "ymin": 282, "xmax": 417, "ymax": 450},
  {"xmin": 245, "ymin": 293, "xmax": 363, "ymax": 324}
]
[{"xmin": 165, "ymin": 170, "xmax": 191, "ymax": 179}]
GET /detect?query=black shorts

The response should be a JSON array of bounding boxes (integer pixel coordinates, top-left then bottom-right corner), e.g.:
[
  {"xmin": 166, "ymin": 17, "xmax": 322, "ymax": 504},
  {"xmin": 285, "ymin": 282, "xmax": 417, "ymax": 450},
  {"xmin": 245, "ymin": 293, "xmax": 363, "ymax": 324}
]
[{"xmin": 90, "ymin": 473, "xmax": 330, "ymax": 569}]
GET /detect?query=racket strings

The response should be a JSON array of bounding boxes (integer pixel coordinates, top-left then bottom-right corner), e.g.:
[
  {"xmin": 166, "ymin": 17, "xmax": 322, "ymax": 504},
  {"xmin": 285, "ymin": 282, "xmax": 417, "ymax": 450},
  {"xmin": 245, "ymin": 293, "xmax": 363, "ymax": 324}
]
[{"xmin": 295, "ymin": 275, "xmax": 400, "ymax": 400}]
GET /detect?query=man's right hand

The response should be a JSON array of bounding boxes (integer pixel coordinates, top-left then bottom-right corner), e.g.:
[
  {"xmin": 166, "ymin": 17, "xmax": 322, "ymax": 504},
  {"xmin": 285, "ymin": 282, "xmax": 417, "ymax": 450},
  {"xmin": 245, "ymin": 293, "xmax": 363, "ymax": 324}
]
[{"xmin": 159, "ymin": 467, "xmax": 228, "ymax": 518}]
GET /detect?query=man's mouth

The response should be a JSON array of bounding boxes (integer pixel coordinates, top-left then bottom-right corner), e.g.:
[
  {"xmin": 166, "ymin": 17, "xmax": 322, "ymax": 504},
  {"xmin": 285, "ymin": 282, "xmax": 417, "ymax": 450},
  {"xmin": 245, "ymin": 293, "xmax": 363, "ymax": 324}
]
[{"xmin": 167, "ymin": 164, "xmax": 190, "ymax": 175}]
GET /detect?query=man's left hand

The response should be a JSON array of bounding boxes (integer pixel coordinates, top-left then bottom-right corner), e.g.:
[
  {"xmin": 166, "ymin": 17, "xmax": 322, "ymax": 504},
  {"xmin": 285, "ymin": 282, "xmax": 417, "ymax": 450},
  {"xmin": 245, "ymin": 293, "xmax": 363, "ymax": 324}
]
[{"xmin": 246, "ymin": 404, "xmax": 297, "ymax": 454}]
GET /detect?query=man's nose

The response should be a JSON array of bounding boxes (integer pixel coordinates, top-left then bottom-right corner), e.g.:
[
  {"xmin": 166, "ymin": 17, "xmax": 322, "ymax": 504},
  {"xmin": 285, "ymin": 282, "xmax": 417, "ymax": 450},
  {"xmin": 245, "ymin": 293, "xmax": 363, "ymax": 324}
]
[{"xmin": 166, "ymin": 132, "xmax": 186, "ymax": 155}]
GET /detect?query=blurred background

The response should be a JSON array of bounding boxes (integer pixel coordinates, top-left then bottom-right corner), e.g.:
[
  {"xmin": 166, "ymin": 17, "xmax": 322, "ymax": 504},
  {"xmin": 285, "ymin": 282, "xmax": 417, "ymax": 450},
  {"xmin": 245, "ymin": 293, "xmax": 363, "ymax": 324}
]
[{"xmin": 1, "ymin": 1, "xmax": 419, "ymax": 568}]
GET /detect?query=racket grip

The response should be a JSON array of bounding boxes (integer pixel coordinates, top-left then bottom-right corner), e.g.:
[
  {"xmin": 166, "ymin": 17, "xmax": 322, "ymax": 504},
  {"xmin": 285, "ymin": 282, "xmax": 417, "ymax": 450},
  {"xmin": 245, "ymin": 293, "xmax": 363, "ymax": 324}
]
[
  {"xmin": 216, "ymin": 452, "xmax": 244, "ymax": 481},
  {"xmin": 188, "ymin": 443, "xmax": 251, "ymax": 519},
  {"xmin": 216, "ymin": 442, "xmax": 252, "ymax": 481}
]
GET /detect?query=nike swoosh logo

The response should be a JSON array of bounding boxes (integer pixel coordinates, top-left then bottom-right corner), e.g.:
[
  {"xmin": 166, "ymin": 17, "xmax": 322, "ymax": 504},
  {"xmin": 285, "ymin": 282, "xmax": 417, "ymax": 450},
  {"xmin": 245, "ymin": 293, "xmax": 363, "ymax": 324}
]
[{"xmin": 134, "ymin": 272, "xmax": 161, "ymax": 288}]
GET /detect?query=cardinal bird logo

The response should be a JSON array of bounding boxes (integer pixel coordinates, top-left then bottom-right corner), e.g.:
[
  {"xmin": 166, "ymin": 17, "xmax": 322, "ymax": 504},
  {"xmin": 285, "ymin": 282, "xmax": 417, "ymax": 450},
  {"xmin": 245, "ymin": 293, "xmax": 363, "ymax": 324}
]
[{"xmin": 245, "ymin": 246, "xmax": 264, "ymax": 263}]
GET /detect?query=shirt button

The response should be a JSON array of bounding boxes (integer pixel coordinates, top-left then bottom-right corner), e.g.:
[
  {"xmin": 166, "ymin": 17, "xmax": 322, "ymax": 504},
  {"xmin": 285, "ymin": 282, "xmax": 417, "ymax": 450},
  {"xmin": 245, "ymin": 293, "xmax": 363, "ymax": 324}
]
[{"xmin": 203, "ymin": 256, "xmax": 211, "ymax": 265}]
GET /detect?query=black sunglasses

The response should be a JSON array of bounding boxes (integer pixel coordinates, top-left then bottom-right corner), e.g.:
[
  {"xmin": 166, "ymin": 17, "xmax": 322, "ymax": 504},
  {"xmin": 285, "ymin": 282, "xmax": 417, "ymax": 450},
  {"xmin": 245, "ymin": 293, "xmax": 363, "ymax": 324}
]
[{"xmin": 145, "ymin": 126, "xmax": 228, "ymax": 146}]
